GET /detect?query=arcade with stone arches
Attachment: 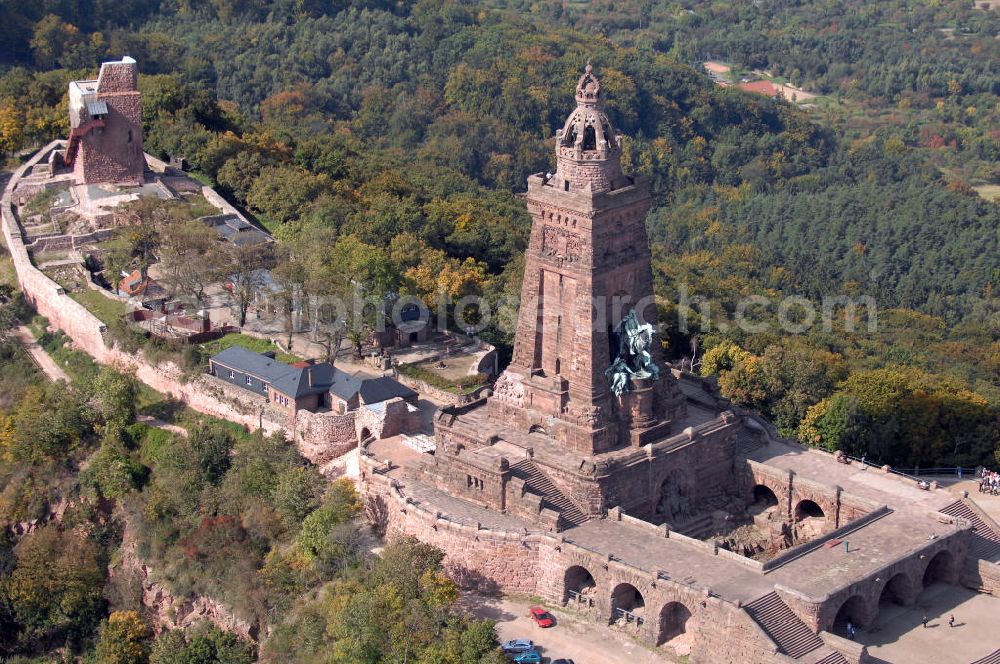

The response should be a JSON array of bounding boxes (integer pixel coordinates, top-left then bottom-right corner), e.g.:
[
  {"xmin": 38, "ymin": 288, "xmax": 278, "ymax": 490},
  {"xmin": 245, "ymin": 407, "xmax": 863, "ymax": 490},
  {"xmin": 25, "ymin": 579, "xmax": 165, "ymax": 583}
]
[
  {"xmin": 556, "ymin": 560, "xmax": 702, "ymax": 649},
  {"xmin": 826, "ymin": 547, "xmax": 962, "ymax": 634}
]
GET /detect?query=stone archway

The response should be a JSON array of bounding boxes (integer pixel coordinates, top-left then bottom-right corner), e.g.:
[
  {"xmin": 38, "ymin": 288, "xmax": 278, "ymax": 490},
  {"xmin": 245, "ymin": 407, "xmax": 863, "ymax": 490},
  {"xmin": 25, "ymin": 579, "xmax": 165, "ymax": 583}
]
[
  {"xmin": 753, "ymin": 485, "xmax": 779, "ymax": 508},
  {"xmin": 833, "ymin": 595, "xmax": 870, "ymax": 633},
  {"xmin": 610, "ymin": 582, "xmax": 645, "ymax": 624},
  {"xmin": 657, "ymin": 601, "xmax": 694, "ymax": 647},
  {"xmin": 793, "ymin": 499, "xmax": 827, "ymax": 540},
  {"xmin": 922, "ymin": 550, "xmax": 954, "ymax": 586},
  {"xmin": 655, "ymin": 470, "xmax": 693, "ymax": 523},
  {"xmin": 359, "ymin": 427, "xmax": 372, "ymax": 443},
  {"xmin": 879, "ymin": 572, "xmax": 916, "ymax": 607},
  {"xmin": 794, "ymin": 499, "xmax": 825, "ymax": 520},
  {"xmin": 563, "ymin": 565, "xmax": 597, "ymax": 606}
]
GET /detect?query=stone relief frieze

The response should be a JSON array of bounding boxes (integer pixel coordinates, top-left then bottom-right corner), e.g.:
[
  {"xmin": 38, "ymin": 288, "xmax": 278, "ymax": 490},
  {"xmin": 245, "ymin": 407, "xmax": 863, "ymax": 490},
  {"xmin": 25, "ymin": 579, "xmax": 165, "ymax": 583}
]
[
  {"xmin": 542, "ymin": 226, "xmax": 584, "ymax": 263},
  {"xmin": 492, "ymin": 371, "xmax": 525, "ymax": 408}
]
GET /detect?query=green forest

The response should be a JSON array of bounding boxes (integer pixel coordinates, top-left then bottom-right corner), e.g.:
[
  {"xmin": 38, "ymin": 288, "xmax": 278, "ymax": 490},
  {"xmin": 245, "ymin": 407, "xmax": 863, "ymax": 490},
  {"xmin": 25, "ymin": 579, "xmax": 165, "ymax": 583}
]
[
  {"xmin": 0, "ymin": 0, "xmax": 999, "ymax": 659},
  {"xmin": 0, "ymin": 0, "xmax": 997, "ymax": 488}
]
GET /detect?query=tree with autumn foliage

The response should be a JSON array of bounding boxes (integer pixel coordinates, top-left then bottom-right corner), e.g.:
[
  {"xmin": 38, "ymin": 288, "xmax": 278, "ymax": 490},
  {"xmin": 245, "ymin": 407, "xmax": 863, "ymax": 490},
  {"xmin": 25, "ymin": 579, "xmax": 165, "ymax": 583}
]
[
  {"xmin": 3, "ymin": 526, "xmax": 106, "ymax": 647},
  {"xmin": 261, "ymin": 537, "xmax": 504, "ymax": 664},
  {"xmin": 94, "ymin": 611, "xmax": 151, "ymax": 664},
  {"xmin": 798, "ymin": 367, "xmax": 1000, "ymax": 467}
]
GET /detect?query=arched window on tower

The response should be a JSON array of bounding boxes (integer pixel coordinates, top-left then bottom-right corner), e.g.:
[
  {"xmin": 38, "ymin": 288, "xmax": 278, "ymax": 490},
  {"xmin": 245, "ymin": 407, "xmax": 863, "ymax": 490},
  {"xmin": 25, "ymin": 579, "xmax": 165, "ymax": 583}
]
[
  {"xmin": 601, "ymin": 122, "xmax": 613, "ymax": 147},
  {"xmin": 583, "ymin": 125, "xmax": 597, "ymax": 150}
]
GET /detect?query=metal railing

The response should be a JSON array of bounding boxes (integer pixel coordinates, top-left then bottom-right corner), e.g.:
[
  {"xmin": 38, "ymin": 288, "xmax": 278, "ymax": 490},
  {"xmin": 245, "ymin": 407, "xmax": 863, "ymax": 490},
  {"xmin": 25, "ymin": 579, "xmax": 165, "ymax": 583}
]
[
  {"xmin": 566, "ymin": 589, "xmax": 594, "ymax": 607},
  {"xmin": 840, "ymin": 454, "xmax": 979, "ymax": 482},
  {"xmin": 614, "ymin": 607, "xmax": 643, "ymax": 626}
]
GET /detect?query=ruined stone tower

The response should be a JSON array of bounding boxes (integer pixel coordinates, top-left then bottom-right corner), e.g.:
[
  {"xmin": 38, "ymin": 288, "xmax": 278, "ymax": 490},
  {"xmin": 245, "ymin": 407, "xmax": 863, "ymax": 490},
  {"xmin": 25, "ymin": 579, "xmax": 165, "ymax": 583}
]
[
  {"xmin": 66, "ymin": 56, "xmax": 144, "ymax": 185},
  {"xmin": 489, "ymin": 64, "xmax": 685, "ymax": 455}
]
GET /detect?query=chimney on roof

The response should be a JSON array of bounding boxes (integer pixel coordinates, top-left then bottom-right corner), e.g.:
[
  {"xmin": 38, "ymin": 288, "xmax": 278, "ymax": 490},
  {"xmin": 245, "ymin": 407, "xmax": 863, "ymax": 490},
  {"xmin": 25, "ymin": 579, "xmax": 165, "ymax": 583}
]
[{"xmin": 307, "ymin": 367, "xmax": 313, "ymax": 388}]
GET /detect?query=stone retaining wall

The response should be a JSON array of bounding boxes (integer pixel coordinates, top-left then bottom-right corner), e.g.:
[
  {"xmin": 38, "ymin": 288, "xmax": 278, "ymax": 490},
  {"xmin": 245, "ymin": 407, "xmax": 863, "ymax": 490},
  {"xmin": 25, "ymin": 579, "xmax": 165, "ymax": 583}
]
[
  {"xmin": 2, "ymin": 144, "xmax": 286, "ymax": 437},
  {"xmin": 293, "ymin": 409, "xmax": 357, "ymax": 464},
  {"xmin": 359, "ymin": 456, "xmax": 804, "ymax": 664},
  {"xmin": 395, "ymin": 373, "xmax": 491, "ymax": 406},
  {"xmin": 963, "ymin": 558, "xmax": 1000, "ymax": 597}
]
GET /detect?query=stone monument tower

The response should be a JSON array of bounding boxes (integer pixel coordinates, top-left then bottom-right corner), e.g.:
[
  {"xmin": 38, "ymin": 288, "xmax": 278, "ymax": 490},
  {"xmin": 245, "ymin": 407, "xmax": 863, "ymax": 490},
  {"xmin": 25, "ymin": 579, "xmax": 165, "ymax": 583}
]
[{"xmin": 490, "ymin": 64, "xmax": 685, "ymax": 455}]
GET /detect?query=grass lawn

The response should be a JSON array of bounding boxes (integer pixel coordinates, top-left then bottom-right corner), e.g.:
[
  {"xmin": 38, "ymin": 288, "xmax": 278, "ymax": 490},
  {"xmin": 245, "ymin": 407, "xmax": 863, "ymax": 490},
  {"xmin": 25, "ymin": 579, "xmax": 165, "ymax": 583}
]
[
  {"xmin": 0, "ymin": 251, "xmax": 17, "ymax": 289},
  {"xmin": 199, "ymin": 332, "xmax": 301, "ymax": 364},
  {"xmin": 69, "ymin": 287, "xmax": 129, "ymax": 324},
  {"xmin": 48, "ymin": 338, "xmax": 100, "ymax": 383},
  {"xmin": 187, "ymin": 171, "xmax": 215, "ymax": 187},
  {"xmin": 398, "ymin": 362, "xmax": 489, "ymax": 395},
  {"xmin": 183, "ymin": 192, "xmax": 222, "ymax": 218}
]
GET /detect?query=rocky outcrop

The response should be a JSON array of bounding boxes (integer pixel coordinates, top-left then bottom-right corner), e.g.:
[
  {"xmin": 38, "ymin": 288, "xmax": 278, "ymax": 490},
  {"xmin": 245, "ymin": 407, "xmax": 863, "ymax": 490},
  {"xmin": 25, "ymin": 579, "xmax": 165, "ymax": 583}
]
[{"xmin": 114, "ymin": 518, "xmax": 254, "ymax": 641}]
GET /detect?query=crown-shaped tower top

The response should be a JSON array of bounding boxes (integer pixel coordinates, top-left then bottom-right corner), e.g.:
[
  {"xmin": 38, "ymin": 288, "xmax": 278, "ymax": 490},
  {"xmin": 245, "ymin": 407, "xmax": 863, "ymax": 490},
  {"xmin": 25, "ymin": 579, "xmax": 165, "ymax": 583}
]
[
  {"xmin": 552, "ymin": 62, "xmax": 628, "ymax": 194},
  {"xmin": 575, "ymin": 61, "xmax": 601, "ymax": 105}
]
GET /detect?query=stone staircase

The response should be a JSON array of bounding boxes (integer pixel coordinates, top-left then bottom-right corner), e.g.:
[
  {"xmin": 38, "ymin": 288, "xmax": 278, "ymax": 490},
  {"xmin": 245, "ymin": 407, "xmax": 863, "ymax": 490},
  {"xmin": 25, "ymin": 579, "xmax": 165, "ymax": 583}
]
[
  {"xmin": 939, "ymin": 499, "xmax": 1000, "ymax": 561},
  {"xmin": 674, "ymin": 512, "xmax": 716, "ymax": 539},
  {"xmin": 509, "ymin": 459, "xmax": 587, "ymax": 527},
  {"xmin": 813, "ymin": 653, "xmax": 849, "ymax": 664},
  {"xmin": 744, "ymin": 592, "xmax": 823, "ymax": 659},
  {"xmin": 971, "ymin": 649, "xmax": 1000, "ymax": 664}
]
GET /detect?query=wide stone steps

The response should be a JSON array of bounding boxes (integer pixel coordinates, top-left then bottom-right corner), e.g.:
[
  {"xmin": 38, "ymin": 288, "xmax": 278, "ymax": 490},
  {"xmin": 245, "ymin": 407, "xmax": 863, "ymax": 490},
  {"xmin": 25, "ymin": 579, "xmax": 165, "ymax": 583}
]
[
  {"xmin": 813, "ymin": 653, "xmax": 849, "ymax": 664},
  {"xmin": 509, "ymin": 459, "xmax": 587, "ymax": 527},
  {"xmin": 674, "ymin": 513, "xmax": 716, "ymax": 539},
  {"xmin": 744, "ymin": 591, "xmax": 823, "ymax": 659},
  {"xmin": 939, "ymin": 499, "xmax": 1000, "ymax": 561},
  {"xmin": 971, "ymin": 649, "xmax": 1000, "ymax": 664}
]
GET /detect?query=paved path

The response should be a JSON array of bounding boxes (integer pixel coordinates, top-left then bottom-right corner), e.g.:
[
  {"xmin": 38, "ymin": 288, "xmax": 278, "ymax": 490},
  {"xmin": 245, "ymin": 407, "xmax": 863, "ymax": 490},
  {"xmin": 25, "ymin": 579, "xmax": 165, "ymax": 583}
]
[
  {"xmin": 136, "ymin": 414, "xmax": 188, "ymax": 438},
  {"xmin": 858, "ymin": 583, "xmax": 1000, "ymax": 664},
  {"xmin": 12, "ymin": 325, "xmax": 69, "ymax": 382},
  {"xmin": 14, "ymin": 325, "xmax": 190, "ymax": 439},
  {"xmin": 459, "ymin": 593, "xmax": 673, "ymax": 664}
]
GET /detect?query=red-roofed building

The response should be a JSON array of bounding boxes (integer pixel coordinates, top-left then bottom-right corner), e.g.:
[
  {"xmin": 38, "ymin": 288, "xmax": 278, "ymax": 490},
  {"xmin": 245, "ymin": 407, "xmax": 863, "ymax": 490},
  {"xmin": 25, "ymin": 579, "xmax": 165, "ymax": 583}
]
[
  {"xmin": 738, "ymin": 80, "xmax": 781, "ymax": 98},
  {"xmin": 118, "ymin": 269, "xmax": 167, "ymax": 306}
]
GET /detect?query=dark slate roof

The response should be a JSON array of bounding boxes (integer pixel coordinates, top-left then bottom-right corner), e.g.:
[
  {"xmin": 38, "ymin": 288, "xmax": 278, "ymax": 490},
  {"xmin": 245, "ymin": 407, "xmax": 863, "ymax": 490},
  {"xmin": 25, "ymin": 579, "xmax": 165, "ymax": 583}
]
[
  {"xmin": 358, "ymin": 376, "xmax": 418, "ymax": 404},
  {"xmin": 203, "ymin": 214, "xmax": 269, "ymax": 246},
  {"xmin": 329, "ymin": 369, "xmax": 364, "ymax": 401},
  {"xmin": 210, "ymin": 346, "xmax": 289, "ymax": 382},
  {"xmin": 271, "ymin": 361, "xmax": 335, "ymax": 399},
  {"xmin": 211, "ymin": 346, "xmax": 341, "ymax": 399}
]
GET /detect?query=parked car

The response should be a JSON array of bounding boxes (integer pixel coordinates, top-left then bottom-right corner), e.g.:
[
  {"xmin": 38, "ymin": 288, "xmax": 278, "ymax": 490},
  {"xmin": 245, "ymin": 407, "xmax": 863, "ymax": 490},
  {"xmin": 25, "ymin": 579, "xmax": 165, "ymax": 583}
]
[
  {"xmin": 512, "ymin": 650, "xmax": 542, "ymax": 663},
  {"xmin": 529, "ymin": 606, "xmax": 554, "ymax": 628},
  {"xmin": 501, "ymin": 639, "xmax": 534, "ymax": 654}
]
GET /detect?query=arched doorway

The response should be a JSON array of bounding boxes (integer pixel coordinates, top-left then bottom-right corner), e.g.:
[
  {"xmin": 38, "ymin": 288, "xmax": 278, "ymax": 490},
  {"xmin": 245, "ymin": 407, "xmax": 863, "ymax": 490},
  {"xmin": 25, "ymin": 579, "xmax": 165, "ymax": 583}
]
[
  {"xmin": 879, "ymin": 573, "xmax": 914, "ymax": 607},
  {"xmin": 563, "ymin": 565, "xmax": 597, "ymax": 606},
  {"xmin": 655, "ymin": 470, "xmax": 692, "ymax": 523},
  {"xmin": 753, "ymin": 485, "xmax": 779, "ymax": 508},
  {"xmin": 833, "ymin": 595, "xmax": 868, "ymax": 634},
  {"xmin": 922, "ymin": 550, "xmax": 954, "ymax": 586},
  {"xmin": 610, "ymin": 583, "xmax": 645, "ymax": 624},
  {"xmin": 657, "ymin": 601, "xmax": 694, "ymax": 646},
  {"xmin": 359, "ymin": 427, "xmax": 372, "ymax": 442},
  {"xmin": 794, "ymin": 499, "xmax": 825, "ymax": 520}
]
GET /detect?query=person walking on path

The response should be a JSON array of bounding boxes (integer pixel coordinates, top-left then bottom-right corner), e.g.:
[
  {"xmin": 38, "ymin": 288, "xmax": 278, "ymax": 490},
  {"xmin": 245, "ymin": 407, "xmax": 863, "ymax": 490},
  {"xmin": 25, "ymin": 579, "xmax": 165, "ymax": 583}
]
[
  {"xmin": 922, "ymin": 616, "xmax": 928, "ymax": 628},
  {"xmin": 948, "ymin": 615, "xmax": 955, "ymax": 628},
  {"xmin": 847, "ymin": 622, "xmax": 856, "ymax": 640}
]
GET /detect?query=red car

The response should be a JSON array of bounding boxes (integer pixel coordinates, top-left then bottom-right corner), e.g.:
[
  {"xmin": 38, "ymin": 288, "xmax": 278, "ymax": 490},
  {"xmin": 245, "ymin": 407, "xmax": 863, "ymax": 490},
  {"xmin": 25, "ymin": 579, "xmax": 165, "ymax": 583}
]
[{"xmin": 529, "ymin": 606, "xmax": 554, "ymax": 628}]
